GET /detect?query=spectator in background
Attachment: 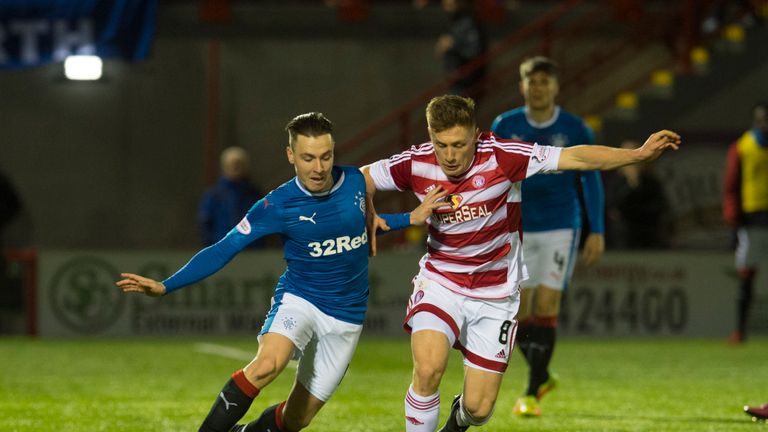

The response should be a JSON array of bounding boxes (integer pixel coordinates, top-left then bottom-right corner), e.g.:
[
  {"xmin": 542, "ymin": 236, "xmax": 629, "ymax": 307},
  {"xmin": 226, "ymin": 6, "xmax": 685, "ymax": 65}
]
[
  {"xmin": 435, "ymin": 0, "xmax": 488, "ymax": 100},
  {"xmin": 604, "ymin": 139, "xmax": 672, "ymax": 250},
  {"xmin": 199, "ymin": 147, "xmax": 265, "ymax": 248},
  {"xmin": 723, "ymin": 102, "xmax": 768, "ymax": 344},
  {"xmin": 702, "ymin": 0, "xmax": 762, "ymax": 34}
]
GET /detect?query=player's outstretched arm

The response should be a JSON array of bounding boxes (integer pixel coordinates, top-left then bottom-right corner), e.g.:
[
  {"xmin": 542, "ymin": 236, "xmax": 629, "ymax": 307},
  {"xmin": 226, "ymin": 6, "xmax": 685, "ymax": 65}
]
[
  {"xmin": 116, "ymin": 273, "xmax": 166, "ymax": 297},
  {"xmin": 559, "ymin": 130, "xmax": 681, "ymax": 171},
  {"xmin": 373, "ymin": 186, "xmax": 450, "ymax": 232}
]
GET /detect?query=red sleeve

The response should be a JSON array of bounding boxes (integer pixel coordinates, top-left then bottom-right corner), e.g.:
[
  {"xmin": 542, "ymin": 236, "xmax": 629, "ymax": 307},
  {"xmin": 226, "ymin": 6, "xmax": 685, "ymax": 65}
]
[
  {"xmin": 492, "ymin": 137, "xmax": 534, "ymax": 182},
  {"xmin": 723, "ymin": 142, "xmax": 742, "ymax": 226}
]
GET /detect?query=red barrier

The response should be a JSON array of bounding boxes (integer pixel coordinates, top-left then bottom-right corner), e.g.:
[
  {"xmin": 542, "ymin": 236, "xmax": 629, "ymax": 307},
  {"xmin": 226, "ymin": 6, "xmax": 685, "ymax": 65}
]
[{"xmin": 2, "ymin": 248, "xmax": 37, "ymax": 336}]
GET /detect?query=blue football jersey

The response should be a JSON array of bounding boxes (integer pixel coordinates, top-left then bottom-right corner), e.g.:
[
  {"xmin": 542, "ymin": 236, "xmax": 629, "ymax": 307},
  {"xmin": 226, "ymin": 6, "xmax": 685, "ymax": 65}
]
[
  {"xmin": 163, "ymin": 165, "xmax": 370, "ymax": 324},
  {"xmin": 491, "ymin": 106, "xmax": 603, "ymax": 232}
]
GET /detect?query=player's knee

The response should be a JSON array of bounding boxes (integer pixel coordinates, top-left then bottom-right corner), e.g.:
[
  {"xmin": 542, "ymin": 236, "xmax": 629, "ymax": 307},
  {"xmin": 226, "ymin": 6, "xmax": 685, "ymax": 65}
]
[
  {"xmin": 517, "ymin": 289, "xmax": 532, "ymax": 319},
  {"xmin": 534, "ymin": 298, "xmax": 560, "ymax": 318},
  {"xmin": 245, "ymin": 356, "xmax": 280, "ymax": 382},
  {"xmin": 738, "ymin": 267, "xmax": 756, "ymax": 280},
  {"xmin": 534, "ymin": 304, "xmax": 559, "ymax": 318},
  {"xmin": 412, "ymin": 362, "xmax": 445, "ymax": 393}
]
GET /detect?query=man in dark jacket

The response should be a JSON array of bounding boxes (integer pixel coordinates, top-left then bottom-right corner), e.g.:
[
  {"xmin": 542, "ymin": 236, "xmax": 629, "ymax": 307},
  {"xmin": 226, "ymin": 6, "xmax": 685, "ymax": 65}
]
[{"xmin": 199, "ymin": 147, "xmax": 265, "ymax": 248}]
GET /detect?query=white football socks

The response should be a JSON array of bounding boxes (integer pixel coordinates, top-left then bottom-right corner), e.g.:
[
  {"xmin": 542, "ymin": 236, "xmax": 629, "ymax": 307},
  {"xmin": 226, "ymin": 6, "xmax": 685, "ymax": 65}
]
[{"xmin": 405, "ymin": 385, "xmax": 440, "ymax": 432}]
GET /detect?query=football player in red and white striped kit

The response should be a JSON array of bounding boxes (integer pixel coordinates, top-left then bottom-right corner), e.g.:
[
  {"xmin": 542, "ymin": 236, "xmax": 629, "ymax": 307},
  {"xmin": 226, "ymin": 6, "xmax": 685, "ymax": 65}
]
[{"xmin": 362, "ymin": 95, "xmax": 680, "ymax": 432}]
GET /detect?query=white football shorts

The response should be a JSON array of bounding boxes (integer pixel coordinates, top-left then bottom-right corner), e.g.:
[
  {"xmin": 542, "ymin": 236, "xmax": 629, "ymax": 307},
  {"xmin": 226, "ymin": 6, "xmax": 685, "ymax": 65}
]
[
  {"xmin": 521, "ymin": 228, "xmax": 580, "ymax": 291},
  {"xmin": 404, "ymin": 274, "xmax": 518, "ymax": 374},
  {"xmin": 260, "ymin": 292, "xmax": 362, "ymax": 401},
  {"xmin": 736, "ymin": 226, "xmax": 768, "ymax": 270}
]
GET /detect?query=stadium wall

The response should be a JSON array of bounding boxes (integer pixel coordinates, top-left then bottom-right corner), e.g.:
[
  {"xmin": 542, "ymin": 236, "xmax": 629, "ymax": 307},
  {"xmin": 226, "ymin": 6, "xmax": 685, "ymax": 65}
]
[
  {"xmin": 34, "ymin": 249, "xmax": 767, "ymax": 338},
  {"xmin": 1, "ymin": 35, "xmax": 767, "ymax": 249}
]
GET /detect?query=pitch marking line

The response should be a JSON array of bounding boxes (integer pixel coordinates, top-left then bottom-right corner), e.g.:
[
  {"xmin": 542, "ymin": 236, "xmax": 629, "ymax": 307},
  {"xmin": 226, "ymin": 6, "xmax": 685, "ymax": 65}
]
[{"xmin": 194, "ymin": 342, "xmax": 298, "ymax": 369}]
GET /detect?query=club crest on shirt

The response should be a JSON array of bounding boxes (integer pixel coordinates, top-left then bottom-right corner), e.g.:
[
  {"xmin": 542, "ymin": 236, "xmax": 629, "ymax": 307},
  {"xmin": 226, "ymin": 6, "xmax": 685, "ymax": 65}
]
[
  {"xmin": 472, "ymin": 175, "xmax": 485, "ymax": 188},
  {"xmin": 354, "ymin": 191, "xmax": 365, "ymax": 214},
  {"xmin": 414, "ymin": 290, "xmax": 424, "ymax": 304},
  {"xmin": 549, "ymin": 133, "xmax": 569, "ymax": 148},
  {"xmin": 282, "ymin": 317, "xmax": 296, "ymax": 331}
]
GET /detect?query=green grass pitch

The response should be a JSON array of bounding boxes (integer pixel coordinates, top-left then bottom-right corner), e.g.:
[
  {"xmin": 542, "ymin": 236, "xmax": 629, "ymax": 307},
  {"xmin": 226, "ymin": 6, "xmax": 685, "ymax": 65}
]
[{"xmin": 1, "ymin": 336, "xmax": 767, "ymax": 431}]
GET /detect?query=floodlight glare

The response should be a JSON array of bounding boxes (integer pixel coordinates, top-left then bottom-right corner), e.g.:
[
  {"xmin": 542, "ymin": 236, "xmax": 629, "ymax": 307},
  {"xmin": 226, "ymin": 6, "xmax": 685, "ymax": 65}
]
[{"xmin": 64, "ymin": 55, "xmax": 103, "ymax": 81}]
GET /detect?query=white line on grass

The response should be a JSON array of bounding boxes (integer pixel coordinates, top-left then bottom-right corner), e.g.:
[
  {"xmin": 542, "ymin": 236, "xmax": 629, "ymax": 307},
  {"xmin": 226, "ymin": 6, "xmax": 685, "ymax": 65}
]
[
  {"xmin": 195, "ymin": 342, "xmax": 253, "ymax": 361},
  {"xmin": 194, "ymin": 343, "xmax": 297, "ymax": 369}
]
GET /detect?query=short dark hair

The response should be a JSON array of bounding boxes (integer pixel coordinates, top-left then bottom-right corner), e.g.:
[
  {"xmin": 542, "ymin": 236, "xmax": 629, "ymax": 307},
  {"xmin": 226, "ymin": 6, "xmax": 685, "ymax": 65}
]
[
  {"xmin": 753, "ymin": 101, "xmax": 768, "ymax": 114},
  {"xmin": 519, "ymin": 56, "xmax": 559, "ymax": 80},
  {"xmin": 285, "ymin": 112, "xmax": 334, "ymax": 147},
  {"xmin": 426, "ymin": 95, "xmax": 477, "ymax": 133}
]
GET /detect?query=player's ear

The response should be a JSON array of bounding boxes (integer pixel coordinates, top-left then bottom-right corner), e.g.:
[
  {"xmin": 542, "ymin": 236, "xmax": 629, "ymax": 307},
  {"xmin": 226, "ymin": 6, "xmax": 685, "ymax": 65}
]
[{"xmin": 286, "ymin": 145, "xmax": 295, "ymax": 165}]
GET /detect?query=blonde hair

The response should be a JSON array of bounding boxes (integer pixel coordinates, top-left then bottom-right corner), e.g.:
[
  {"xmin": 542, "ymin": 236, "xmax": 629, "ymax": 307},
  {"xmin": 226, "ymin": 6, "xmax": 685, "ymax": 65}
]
[{"xmin": 426, "ymin": 95, "xmax": 476, "ymax": 133}]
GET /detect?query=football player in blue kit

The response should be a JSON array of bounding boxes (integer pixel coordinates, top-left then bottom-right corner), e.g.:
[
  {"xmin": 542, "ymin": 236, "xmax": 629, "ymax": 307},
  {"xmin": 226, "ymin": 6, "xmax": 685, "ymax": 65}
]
[
  {"xmin": 491, "ymin": 56, "xmax": 605, "ymax": 417},
  {"xmin": 116, "ymin": 112, "xmax": 446, "ymax": 432}
]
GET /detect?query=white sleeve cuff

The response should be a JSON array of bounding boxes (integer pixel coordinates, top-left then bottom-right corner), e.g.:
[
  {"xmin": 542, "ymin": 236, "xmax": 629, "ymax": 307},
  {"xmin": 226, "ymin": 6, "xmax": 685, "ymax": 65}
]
[{"xmin": 525, "ymin": 144, "xmax": 562, "ymax": 178}]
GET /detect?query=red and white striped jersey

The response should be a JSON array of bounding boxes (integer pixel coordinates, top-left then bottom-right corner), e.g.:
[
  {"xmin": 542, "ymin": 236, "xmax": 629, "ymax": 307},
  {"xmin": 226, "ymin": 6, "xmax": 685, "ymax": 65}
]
[{"xmin": 369, "ymin": 132, "xmax": 562, "ymax": 299}]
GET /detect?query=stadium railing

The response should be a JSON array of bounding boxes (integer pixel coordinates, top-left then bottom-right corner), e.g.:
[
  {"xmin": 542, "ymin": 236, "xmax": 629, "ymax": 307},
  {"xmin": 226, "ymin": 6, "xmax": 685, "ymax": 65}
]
[{"xmin": 335, "ymin": 0, "xmax": 715, "ymax": 184}]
